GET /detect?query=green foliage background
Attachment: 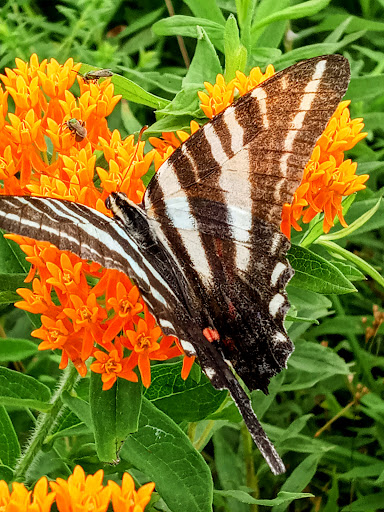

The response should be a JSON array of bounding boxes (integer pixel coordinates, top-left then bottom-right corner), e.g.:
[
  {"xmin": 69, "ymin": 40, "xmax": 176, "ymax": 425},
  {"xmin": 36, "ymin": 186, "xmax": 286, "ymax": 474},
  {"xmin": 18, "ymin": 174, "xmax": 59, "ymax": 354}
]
[{"xmin": 0, "ymin": 0, "xmax": 384, "ymax": 511}]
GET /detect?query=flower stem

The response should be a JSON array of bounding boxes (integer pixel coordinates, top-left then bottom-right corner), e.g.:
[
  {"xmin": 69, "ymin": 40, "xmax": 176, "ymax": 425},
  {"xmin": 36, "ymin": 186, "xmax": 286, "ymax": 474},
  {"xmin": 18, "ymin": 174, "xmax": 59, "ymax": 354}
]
[{"xmin": 13, "ymin": 364, "xmax": 79, "ymax": 482}]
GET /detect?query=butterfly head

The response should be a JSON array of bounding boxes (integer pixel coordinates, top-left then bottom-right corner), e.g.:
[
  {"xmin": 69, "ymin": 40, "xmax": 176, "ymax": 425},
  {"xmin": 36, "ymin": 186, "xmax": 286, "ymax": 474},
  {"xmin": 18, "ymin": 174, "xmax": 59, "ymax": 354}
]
[{"xmin": 105, "ymin": 192, "xmax": 153, "ymax": 247}]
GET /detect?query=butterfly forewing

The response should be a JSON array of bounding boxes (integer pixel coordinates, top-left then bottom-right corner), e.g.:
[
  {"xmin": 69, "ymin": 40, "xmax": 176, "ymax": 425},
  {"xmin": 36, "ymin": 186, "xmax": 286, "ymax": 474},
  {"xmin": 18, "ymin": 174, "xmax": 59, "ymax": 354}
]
[
  {"xmin": 0, "ymin": 55, "xmax": 352, "ymax": 475},
  {"xmin": 144, "ymin": 54, "xmax": 350, "ymax": 390}
]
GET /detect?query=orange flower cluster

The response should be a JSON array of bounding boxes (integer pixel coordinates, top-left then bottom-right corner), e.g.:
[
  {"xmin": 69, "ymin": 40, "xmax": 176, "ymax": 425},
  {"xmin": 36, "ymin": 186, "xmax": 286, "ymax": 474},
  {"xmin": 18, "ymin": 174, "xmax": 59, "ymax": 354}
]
[
  {"xmin": 150, "ymin": 66, "xmax": 368, "ymax": 238},
  {"xmin": 0, "ymin": 54, "xmax": 191, "ymax": 388},
  {"xmin": 0, "ymin": 465, "xmax": 154, "ymax": 512}
]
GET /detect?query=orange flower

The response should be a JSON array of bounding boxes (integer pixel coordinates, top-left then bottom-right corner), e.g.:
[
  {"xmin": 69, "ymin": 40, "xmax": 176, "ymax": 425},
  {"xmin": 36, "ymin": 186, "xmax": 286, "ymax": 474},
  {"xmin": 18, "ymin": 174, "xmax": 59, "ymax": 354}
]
[
  {"xmin": 103, "ymin": 282, "xmax": 143, "ymax": 343},
  {"xmin": 108, "ymin": 473, "xmax": 155, "ymax": 512},
  {"xmin": 90, "ymin": 338, "xmax": 138, "ymax": 390},
  {"xmin": 63, "ymin": 293, "xmax": 107, "ymax": 360},
  {"xmin": 0, "ymin": 477, "xmax": 55, "ymax": 512},
  {"xmin": 51, "ymin": 465, "xmax": 111, "ymax": 512}
]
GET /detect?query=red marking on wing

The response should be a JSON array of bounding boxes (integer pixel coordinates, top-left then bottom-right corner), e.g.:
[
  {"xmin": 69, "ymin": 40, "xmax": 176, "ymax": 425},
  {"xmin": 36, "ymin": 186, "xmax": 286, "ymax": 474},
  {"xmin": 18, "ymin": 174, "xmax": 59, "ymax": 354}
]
[{"xmin": 203, "ymin": 327, "xmax": 220, "ymax": 342}]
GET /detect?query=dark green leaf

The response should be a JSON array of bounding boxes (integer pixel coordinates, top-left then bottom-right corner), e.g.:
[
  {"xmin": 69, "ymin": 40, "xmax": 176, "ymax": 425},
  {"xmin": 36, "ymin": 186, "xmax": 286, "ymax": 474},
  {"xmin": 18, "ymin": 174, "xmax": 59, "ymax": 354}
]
[
  {"xmin": 145, "ymin": 361, "xmax": 226, "ymax": 422},
  {"xmin": 214, "ymin": 490, "xmax": 313, "ymax": 506},
  {"xmin": 0, "ymin": 338, "xmax": 38, "ymax": 362},
  {"xmin": 121, "ymin": 397, "xmax": 213, "ymax": 512},
  {"xmin": 0, "ymin": 367, "xmax": 51, "ymax": 411},
  {"xmin": 272, "ymin": 454, "xmax": 321, "ymax": 512},
  {"xmin": 183, "ymin": 0, "xmax": 226, "ymax": 24},
  {"xmin": 90, "ymin": 372, "xmax": 142, "ymax": 462},
  {"xmin": 152, "ymin": 16, "xmax": 225, "ymax": 52},
  {"xmin": 0, "ymin": 234, "xmax": 29, "ymax": 274},
  {"xmin": 61, "ymin": 391, "xmax": 92, "ymax": 428},
  {"xmin": 288, "ymin": 245, "xmax": 357, "ymax": 294},
  {"xmin": 0, "ymin": 406, "xmax": 20, "ymax": 467}
]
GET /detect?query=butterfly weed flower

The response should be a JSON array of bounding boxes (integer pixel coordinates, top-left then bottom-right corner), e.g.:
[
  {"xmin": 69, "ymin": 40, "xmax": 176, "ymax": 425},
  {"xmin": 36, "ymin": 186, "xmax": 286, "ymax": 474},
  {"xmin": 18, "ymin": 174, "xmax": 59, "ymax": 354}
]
[
  {"xmin": 0, "ymin": 466, "xmax": 154, "ymax": 512},
  {"xmin": 0, "ymin": 54, "xmax": 189, "ymax": 388}
]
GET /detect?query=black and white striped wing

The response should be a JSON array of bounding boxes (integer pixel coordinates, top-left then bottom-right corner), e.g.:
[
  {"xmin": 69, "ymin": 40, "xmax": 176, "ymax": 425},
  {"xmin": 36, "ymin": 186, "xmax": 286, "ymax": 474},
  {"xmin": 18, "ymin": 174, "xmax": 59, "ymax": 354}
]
[
  {"xmin": 144, "ymin": 55, "xmax": 350, "ymax": 391},
  {"xmin": 0, "ymin": 197, "xmax": 184, "ymax": 315}
]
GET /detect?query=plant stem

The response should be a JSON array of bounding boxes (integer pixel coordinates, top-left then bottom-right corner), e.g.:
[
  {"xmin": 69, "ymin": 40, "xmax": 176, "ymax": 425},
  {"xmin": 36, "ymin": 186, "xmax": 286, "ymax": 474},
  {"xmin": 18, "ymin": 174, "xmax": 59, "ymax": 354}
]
[
  {"xmin": 242, "ymin": 426, "xmax": 259, "ymax": 512},
  {"xmin": 13, "ymin": 364, "xmax": 79, "ymax": 482}
]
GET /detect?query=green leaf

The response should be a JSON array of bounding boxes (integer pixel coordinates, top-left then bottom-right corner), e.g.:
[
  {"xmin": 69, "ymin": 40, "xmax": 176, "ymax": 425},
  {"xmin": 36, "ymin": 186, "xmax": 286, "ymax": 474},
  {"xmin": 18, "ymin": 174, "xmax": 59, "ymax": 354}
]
[
  {"xmin": 331, "ymin": 262, "xmax": 365, "ymax": 282},
  {"xmin": 252, "ymin": 0, "xmax": 290, "ymax": 46},
  {"xmin": 90, "ymin": 372, "xmax": 142, "ymax": 462},
  {"xmin": 213, "ymin": 428, "xmax": 246, "ymax": 512},
  {"xmin": 121, "ymin": 397, "xmax": 213, "ymax": 512},
  {"xmin": 0, "ymin": 406, "xmax": 20, "ymax": 467},
  {"xmin": 251, "ymin": 0, "xmax": 331, "ymax": 37},
  {"xmin": 145, "ymin": 362, "xmax": 226, "ymax": 422},
  {"xmin": 0, "ymin": 465, "xmax": 13, "ymax": 482},
  {"xmin": 282, "ymin": 340, "xmax": 350, "ymax": 391},
  {"xmin": 0, "ymin": 234, "xmax": 29, "ymax": 274},
  {"xmin": 272, "ymin": 32, "xmax": 365, "ymax": 68},
  {"xmin": 272, "ymin": 454, "xmax": 321, "ymax": 512},
  {"xmin": 224, "ymin": 15, "xmax": 247, "ymax": 81},
  {"xmin": 300, "ymin": 195, "xmax": 356, "ymax": 248},
  {"xmin": 0, "ymin": 367, "xmax": 51, "ymax": 411},
  {"xmin": 319, "ymin": 199, "xmax": 382, "ymax": 241},
  {"xmin": 155, "ymin": 27, "xmax": 221, "ymax": 119},
  {"xmin": 347, "ymin": 74, "xmax": 384, "ymax": 101},
  {"xmin": 214, "ymin": 490, "xmax": 313, "ymax": 506},
  {"xmin": 0, "ymin": 338, "xmax": 39, "ymax": 361},
  {"xmin": 61, "ymin": 391, "xmax": 92, "ymax": 428},
  {"xmin": 317, "ymin": 240, "xmax": 384, "ymax": 290},
  {"xmin": 183, "ymin": 0, "xmax": 226, "ymax": 24},
  {"xmin": 111, "ymin": 74, "xmax": 169, "ymax": 109},
  {"xmin": 287, "ymin": 244, "xmax": 357, "ymax": 294},
  {"xmin": 341, "ymin": 493, "xmax": 384, "ymax": 511},
  {"xmin": 152, "ymin": 15, "xmax": 225, "ymax": 52}
]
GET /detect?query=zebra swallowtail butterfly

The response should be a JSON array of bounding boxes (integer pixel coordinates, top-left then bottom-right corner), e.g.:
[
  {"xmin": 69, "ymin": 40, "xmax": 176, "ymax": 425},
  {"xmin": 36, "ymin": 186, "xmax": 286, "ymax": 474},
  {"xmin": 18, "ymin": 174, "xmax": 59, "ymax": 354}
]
[{"xmin": 0, "ymin": 55, "xmax": 350, "ymax": 475}]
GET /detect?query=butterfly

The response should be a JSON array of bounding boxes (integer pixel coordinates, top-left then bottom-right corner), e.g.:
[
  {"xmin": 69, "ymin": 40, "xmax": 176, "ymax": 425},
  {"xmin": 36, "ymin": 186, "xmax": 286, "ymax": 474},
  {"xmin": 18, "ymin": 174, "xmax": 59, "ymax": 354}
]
[{"xmin": 0, "ymin": 54, "xmax": 351, "ymax": 474}]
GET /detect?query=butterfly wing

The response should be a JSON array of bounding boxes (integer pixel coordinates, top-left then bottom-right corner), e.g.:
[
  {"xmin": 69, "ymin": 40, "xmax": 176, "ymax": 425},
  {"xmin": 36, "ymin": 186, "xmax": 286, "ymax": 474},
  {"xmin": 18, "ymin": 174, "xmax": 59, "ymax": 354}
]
[{"xmin": 144, "ymin": 55, "xmax": 351, "ymax": 391}]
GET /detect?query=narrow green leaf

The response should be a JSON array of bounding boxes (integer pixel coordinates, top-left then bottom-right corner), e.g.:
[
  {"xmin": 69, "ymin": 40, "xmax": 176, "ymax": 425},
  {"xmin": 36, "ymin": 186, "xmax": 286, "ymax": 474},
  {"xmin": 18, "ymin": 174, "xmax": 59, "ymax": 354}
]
[
  {"xmin": 0, "ymin": 406, "xmax": 20, "ymax": 467},
  {"xmin": 155, "ymin": 27, "xmax": 221, "ymax": 119},
  {"xmin": 272, "ymin": 454, "xmax": 321, "ymax": 512},
  {"xmin": 90, "ymin": 372, "xmax": 142, "ymax": 462},
  {"xmin": 300, "ymin": 194, "xmax": 356, "ymax": 248},
  {"xmin": 145, "ymin": 362, "xmax": 226, "ymax": 422},
  {"xmin": 309, "ymin": 315, "xmax": 370, "ymax": 337},
  {"xmin": 282, "ymin": 340, "xmax": 350, "ymax": 391},
  {"xmin": 152, "ymin": 15, "xmax": 225, "ymax": 52},
  {"xmin": 252, "ymin": 0, "xmax": 290, "ymax": 47},
  {"xmin": 214, "ymin": 490, "xmax": 313, "ymax": 506},
  {"xmin": 317, "ymin": 240, "xmax": 384, "ymax": 290},
  {"xmin": 287, "ymin": 244, "xmax": 357, "ymax": 294},
  {"xmin": 224, "ymin": 15, "xmax": 247, "ymax": 81},
  {"xmin": 331, "ymin": 262, "xmax": 365, "ymax": 282},
  {"xmin": 61, "ymin": 391, "xmax": 93, "ymax": 428},
  {"xmin": 0, "ymin": 367, "xmax": 51, "ymax": 411},
  {"xmin": 0, "ymin": 338, "xmax": 38, "ymax": 362},
  {"xmin": 183, "ymin": 0, "xmax": 226, "ymax": 24},
  {"xmin": 347, "ymin": 74, "xmax": 384, "ymax": 101},
  {"xmin": 341, "ymin": 493, "xmax": 384, "ymax": 511},
  {"xmin": 272, "ymin": 32, "xmax": 365, "ymax": 68},
  {"xmin": 115, "ymin": 378, "xmax": 142, "ymax": 439},
  {"xmin": 0, "ymin": 465, "xmax": 13, "ymax": 482},
  {"xmin": 319, "ymin": 198, "xmax": 381, "ymax": 241},
  {"xmin": 112, "ymin": 75, "xmax": 169, "ymax": 109},
  {"xmin": 0, "ymin": 234, "xmax": 29, "ymax": 274},
  {"xmin": 251, "ymin": 0, "xmax": 331, "ymax": 35},
  {"xmin": 121, "ymin": 397, "xmax": 213, "ymax": 512}
]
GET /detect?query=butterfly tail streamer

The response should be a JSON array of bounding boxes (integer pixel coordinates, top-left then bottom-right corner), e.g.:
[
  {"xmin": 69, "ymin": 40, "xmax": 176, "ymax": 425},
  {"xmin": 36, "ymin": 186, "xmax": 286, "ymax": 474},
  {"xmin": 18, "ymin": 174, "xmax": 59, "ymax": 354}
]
[{"xmin": 192, "ymin": 335, "xmax": 285, "ymax": 474}]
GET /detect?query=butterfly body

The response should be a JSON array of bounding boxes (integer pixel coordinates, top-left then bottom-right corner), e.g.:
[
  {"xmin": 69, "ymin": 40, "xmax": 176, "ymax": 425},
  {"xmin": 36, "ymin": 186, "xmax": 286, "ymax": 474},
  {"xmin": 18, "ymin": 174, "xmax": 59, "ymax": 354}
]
[{"xmin": 0, "ymin": 55, "xmax": 351, "ymax": 474}]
